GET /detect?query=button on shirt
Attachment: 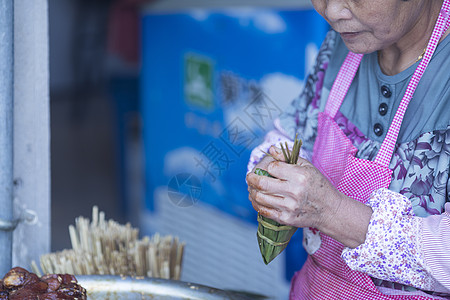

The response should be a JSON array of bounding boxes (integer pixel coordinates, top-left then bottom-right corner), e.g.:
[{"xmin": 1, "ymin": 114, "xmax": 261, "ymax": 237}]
[
  {"xmin": 319, "ymin": 34, "xmax": 450, "ymax": 144},
  {"xmin": 381, "ymin": 85, "xmax": 392, "ymax": 98},
  {"xmin": 277, "ymin": 29, "xmax": 450, "ymax": 296},
  {"xmin": 378, "ymin": 103, "xmax": 388, "ymax": 116},
  {"xmin": 373, "ymin": 86, "xmax": 391, "ymax": 138},
  {"xmin": 373, "ymin": 123, "xmax": 383, "ymax": 136}
]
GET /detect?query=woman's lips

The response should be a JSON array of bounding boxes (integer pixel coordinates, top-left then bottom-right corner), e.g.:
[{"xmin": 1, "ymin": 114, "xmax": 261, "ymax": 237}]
[{"xmin": 340, "ymin": 32, "xmax": 361, "ymax": 40}]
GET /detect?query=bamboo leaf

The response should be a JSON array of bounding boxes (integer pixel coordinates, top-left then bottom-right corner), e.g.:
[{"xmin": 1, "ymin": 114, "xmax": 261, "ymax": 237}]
[{"xmin": 254, "ymin": 135, "xmax": 302, "ymax": 264}]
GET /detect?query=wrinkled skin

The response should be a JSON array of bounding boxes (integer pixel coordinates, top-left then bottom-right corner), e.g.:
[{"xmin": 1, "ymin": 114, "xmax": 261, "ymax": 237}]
[
  {"xmin": 246, "ymin": 0, "xmax": 450, "ymax": 249},
  {"xmin": 247, "ymin": 146, "xmax": 343, "ymax": 229},
  {"xmin": 310, "ymin": 0, "xmax": 447, "ymax": 75},
  {"xmin": 247, "ymin": 146, "xmax": 372, "ymax": 248}
]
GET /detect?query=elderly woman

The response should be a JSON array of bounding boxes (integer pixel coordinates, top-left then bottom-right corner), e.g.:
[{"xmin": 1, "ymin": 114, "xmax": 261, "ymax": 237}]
[{"xmin": 246, "ymin": 0, "xmax": 450, "ymax": 299}]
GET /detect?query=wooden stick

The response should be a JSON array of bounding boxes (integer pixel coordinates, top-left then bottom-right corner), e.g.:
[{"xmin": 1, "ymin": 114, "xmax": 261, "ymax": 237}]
[
  {"xmin": 31, "ymin": 260, "xmax": 41, "ymax": 277},
  {"xmin": 38, "ymin": 207, "xmax": 185, "ymax": 280}
]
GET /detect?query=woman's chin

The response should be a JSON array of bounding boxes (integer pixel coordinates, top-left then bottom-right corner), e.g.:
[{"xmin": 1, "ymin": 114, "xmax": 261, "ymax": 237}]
[
  {"xmin": 343, "ymin": 42, "xmax": 377, "ymax": 55},
  {"xmin": 340, "ymin": 34, "xmax": 378, "ymax": 54}
]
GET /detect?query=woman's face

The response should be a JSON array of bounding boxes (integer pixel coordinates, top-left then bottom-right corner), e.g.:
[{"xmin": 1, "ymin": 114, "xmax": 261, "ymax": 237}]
[{"xmin": 310, "ymin": 0, "xmax": 429, "ymax": 54}]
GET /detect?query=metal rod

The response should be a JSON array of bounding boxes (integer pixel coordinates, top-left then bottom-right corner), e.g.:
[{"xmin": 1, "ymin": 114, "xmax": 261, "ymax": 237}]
[{"xmin": 0, "ymin": 0, "xmax": 14, "ymax": 276}]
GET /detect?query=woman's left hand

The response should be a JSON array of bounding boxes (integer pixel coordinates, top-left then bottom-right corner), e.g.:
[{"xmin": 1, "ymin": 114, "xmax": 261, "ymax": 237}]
[{"xmin": 246, "ymin": 145, "xmax": 373, "ymax": 248}]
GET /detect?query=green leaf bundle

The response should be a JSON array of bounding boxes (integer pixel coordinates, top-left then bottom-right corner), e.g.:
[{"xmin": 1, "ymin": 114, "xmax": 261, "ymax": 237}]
[{"xmin": 255, "ymin": 135, "xmax": 302, "ymax": 265}]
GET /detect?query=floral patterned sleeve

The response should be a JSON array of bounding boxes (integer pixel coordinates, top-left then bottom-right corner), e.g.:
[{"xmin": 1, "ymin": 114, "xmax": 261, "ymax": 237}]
[{"xmin": 341, "ymin": 188, "xmax": 450, "ymax": 294}]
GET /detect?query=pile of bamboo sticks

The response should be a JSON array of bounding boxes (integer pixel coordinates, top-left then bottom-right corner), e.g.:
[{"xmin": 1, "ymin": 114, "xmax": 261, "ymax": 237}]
[{"xmin": 33, "ymin": 206, "xmax": 184, "ymax": 280}]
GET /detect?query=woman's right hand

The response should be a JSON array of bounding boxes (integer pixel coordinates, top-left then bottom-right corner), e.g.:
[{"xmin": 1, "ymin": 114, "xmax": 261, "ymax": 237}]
[
  {"xmin": 246, "ymin": 146, "xmax": 373, "ymax": 248},
  {"xmin": 249, "ymin": 151, "xmax": 280, "ymax": 175}
]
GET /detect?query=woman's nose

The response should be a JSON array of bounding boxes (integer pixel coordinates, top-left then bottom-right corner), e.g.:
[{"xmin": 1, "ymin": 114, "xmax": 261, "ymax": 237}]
[{"xmin": 325, "ymin": 0, "xmax": 352, "ymax": 23}]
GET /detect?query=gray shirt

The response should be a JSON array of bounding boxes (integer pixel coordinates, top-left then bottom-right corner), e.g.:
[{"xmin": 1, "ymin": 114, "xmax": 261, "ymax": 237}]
[
  {"xmin": 279, "ymin": 30, "xmax": 449, "ymax": 218},
  {"xmin": 320, "ymin": 31, "xmax": 450, "ymax": 144},
  {"xmin": 276, "ymin": 30, "xmax": 450, "ymax": 294}
]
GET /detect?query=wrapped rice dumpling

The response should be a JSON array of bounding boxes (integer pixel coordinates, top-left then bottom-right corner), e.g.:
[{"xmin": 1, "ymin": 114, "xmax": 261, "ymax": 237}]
[{"xmin": 255, "ymin": 136, "xmax": 302, "ymax": 264}]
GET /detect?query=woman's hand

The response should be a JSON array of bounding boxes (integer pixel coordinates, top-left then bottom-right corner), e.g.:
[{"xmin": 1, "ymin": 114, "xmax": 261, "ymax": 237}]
[
  {"xmin": 246, "ymin": 145, "xmax": 373, "ymax": 248},
  {"xmin": 247, "ymin": 145, "xmax": 342, "ymax": 229}
]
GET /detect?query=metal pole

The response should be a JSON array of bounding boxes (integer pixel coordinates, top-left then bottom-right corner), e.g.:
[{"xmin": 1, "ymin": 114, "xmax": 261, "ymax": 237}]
[
  {"xmin": 12, "ymin": 0, "xmax": 50, "ymax": 270},
  {"xmin": 0, "ymin": 0, "xmax": 14, "ymax": 276}
]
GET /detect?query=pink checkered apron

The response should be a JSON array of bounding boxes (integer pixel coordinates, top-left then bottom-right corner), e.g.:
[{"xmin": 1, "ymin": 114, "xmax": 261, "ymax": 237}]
[{"xmin": 289, "ymin": 2, "xmax": 450, "ymax": 299}]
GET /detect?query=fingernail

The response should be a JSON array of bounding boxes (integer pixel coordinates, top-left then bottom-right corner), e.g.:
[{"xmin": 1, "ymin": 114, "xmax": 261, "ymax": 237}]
[{"xmin": 271, "ymin": 146, "xmax": 281, "ymax": 154}]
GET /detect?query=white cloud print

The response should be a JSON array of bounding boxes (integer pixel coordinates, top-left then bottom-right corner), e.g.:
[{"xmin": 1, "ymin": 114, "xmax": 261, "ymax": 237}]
[
  {"xmin": 225, "ymin": 8, "xmax": 287, "ymax": 33},
  {"xmin": 189, "ymin": 8, "xmax": 287, "ymax": 34}
]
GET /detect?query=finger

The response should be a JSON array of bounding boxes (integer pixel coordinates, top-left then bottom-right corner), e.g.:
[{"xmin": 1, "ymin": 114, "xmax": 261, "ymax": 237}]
[
  {"xmin": 248, "ymin": 155, "xmax": 275, "ymax": 178},
  {"xmin": 249, "ymin": 194, "xmax": 280, "ymax": 218},
  {"xmin": 247, "ymin": 156, "xmax": 273, "ymax": 183},
  {"xmin": 257, "ymin": 154, "xmax": 275, "ymax": 170},
  {"xmin": 295, "ymin": 155, "xmax": 311, "ymax": 167},
  {"xmin": 265, "ymin": 160, "xmax": 301, "ymax": 181},
  {"xmin": 268, "ymin": 146, "xmax": 286, "ymax": 162},
  {"xmin": 257, "ymin": 205, "xmax": 283, "ymax": 224},
  {"xmin": 249, "ymin": 187, "xmax": 284, "ymax": 209},
  {"xmin": 267, "ymin": 156, "xmax": 315, "ymax": 182},
  {"xmin": 246, "ymin": 171, "xmax": 290, "ymax": 194}
]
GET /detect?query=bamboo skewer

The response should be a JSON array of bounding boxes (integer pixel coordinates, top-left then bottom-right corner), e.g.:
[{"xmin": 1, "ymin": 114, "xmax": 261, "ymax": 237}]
[{"xmin": 34, "ymin": 206, "xmax": 185, "ymax": 280}]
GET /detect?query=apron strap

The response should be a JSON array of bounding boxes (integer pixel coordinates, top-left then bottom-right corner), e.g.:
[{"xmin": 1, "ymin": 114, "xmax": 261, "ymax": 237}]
[
  {"xmin": 375, "ymin": 0, "xmax": 450, "ymax": 166},
  {"xmin": 324, "ymin": 52, "xmax": 363, "ymax": 118}
]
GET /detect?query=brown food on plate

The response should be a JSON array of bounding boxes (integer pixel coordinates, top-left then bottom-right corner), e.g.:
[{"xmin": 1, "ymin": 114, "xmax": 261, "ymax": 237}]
[{"xmin": 0, "ymin": 267, "xmax": 86, "ymax": 300}]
